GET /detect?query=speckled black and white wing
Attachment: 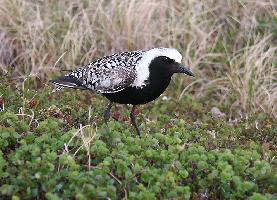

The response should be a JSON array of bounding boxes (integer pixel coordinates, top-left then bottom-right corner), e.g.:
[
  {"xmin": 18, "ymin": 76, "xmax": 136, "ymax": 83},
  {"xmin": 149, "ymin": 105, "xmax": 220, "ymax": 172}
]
[{"xmin": 51, "ymin": 51, "xmax": 144, "ymax": 93}]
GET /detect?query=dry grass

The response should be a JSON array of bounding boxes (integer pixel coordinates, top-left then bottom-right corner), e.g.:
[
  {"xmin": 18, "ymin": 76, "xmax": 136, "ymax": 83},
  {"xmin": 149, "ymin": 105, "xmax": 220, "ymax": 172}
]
[
  {"xmin": 225, "ymin": 35, "xmax": 277, "ymax": 118},
  {"xmin": 0, "ymin": 0, "xmax": 276, "ymax": 118}
]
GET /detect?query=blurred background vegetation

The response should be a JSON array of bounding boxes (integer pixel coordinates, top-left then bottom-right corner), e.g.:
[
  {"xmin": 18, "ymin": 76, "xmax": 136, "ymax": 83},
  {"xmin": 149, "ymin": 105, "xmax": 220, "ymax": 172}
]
[{"xmin": 0, "ymin": 0, "xmax": 276, "ymax": 118}]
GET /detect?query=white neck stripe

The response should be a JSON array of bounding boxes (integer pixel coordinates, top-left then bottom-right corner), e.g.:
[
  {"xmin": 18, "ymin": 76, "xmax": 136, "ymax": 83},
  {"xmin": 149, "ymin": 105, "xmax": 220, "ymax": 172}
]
[{"xmin": 132, "ymin": 48, "xmax": 182, "ymax": 88}]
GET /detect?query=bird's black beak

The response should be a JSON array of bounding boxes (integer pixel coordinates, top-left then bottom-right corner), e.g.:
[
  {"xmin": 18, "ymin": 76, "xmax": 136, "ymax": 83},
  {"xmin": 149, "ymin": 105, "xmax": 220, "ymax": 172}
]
[{"xmin": 175, "ymin": 64, "xmax": 194, "ymax": 76}]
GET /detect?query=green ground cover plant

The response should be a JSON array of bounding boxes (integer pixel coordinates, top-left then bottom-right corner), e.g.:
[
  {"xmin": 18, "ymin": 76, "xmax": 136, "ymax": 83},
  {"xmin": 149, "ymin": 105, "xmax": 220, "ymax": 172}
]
[
  {"xmin": 0, "ymin": 0, "xmax": 276, "ymax": 199},
  {"xmin": 0, "ymin": 81, "xmax": 276, "ymax": 199}
]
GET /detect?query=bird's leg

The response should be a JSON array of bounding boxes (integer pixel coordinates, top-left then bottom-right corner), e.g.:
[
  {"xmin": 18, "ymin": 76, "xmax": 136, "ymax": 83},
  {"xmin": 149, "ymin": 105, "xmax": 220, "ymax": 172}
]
[
  {"xmin": 130, "ymin": 105, "xmax": 141, "ymax": 136},
  {"xmin": 104, "ymin": 101, "xmax": 113, "ymax": 126}
]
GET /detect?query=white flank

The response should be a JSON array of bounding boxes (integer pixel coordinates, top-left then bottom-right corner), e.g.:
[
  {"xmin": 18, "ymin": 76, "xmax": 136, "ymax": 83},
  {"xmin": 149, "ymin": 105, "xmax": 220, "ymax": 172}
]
[{"xmin": 132, "ymin": 48, "xmax": 182, "ymax": 88}]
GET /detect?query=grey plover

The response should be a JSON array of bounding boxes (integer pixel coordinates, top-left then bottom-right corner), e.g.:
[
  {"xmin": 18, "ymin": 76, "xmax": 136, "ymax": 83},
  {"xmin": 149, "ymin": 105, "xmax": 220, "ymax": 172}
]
[{"xmin": 50, "ymin": 48, "xmax": 194, "ymax": 135}]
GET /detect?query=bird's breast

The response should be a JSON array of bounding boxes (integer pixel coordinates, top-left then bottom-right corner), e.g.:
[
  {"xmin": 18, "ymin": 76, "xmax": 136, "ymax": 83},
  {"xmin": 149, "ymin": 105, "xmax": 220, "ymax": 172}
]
[{"xmin": 102, "ymin": 76, "xmax": 171, "ymax": 105}]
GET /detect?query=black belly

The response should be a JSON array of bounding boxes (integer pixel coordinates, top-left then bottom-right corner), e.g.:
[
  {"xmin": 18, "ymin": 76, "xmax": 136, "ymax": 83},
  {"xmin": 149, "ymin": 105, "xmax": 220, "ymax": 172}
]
[{"xmin": 102, "ymin": 78, "xmax": 171, "ymax": 105}]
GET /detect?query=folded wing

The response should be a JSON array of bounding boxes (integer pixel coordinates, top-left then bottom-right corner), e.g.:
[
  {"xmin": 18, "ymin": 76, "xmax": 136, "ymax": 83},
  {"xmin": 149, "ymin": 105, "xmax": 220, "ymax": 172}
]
[
  {"xmin": 50, "ymin": 51, "xmax": 143, "ymax": 93},
  {"xmin": 84, "ymin": 66, "xmax": 136, "ymax": 93}
]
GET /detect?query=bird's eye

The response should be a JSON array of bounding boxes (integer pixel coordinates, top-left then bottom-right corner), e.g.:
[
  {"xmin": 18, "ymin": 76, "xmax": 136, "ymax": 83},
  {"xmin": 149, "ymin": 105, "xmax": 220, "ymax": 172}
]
[{"xmin": 164, "ymin": 57, "xmax": 174, "ymax": 62}]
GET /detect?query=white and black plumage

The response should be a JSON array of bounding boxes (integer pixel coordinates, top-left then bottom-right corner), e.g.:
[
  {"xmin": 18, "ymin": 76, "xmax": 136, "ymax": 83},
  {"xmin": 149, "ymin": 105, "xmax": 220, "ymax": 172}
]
[{"xmin": 50, "ymin": 47, "xmax": 194, "ymax": 135}]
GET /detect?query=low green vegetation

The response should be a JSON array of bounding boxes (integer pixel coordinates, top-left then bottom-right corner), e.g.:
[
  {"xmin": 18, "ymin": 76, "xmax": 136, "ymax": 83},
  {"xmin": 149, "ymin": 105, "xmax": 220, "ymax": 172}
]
[{"xmin": 0, "ymin": 80, "xmax": 276, "ymax": 199}]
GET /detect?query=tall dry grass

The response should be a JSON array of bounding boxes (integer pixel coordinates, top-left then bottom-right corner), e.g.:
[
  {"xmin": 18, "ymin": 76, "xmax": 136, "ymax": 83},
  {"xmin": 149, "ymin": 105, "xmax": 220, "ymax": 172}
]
[{"xmin": 0, "ymin": 0, "xmax": 276, "ymax": 118}]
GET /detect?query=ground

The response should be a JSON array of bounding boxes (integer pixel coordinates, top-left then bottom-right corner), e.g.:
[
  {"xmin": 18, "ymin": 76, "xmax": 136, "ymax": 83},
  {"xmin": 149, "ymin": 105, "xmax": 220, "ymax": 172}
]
[{"xmin": 0, "ymin": 79, "xmax": 276, "ymax": 199}]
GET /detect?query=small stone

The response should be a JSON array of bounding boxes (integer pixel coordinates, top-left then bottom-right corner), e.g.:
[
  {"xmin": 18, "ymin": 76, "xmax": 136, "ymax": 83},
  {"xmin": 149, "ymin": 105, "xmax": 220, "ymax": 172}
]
[
  {"xmin": 193, "ymin": 120, "xmax": 201, "ymax": 129},
  {"xmin": 162, "ymin": 96, "xmax": 171, "ymax": 101},
  {"xmin": 211, "ymin": 107, "xmax": 225, "ymax": 119}
]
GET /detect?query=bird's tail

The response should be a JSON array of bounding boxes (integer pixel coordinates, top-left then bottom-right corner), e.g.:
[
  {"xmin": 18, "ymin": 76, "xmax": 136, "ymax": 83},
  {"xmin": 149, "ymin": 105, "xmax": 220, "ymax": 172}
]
[{"xmin": 50, "ymin": 76, "xmax": 87, "ymax": 91}]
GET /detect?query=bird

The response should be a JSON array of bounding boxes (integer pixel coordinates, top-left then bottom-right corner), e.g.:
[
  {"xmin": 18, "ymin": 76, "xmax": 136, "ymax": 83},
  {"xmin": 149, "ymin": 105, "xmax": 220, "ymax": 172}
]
[{"xmin": 50, "ymin": 47, "xmax": 194, "ymax": 135}]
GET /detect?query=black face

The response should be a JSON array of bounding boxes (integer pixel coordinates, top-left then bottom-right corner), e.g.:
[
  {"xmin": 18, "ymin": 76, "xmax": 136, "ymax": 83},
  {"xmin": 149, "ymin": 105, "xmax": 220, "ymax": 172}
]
[{"xmin": 149, "ymin": 56, "xmax": 194, "ymax": 77}]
